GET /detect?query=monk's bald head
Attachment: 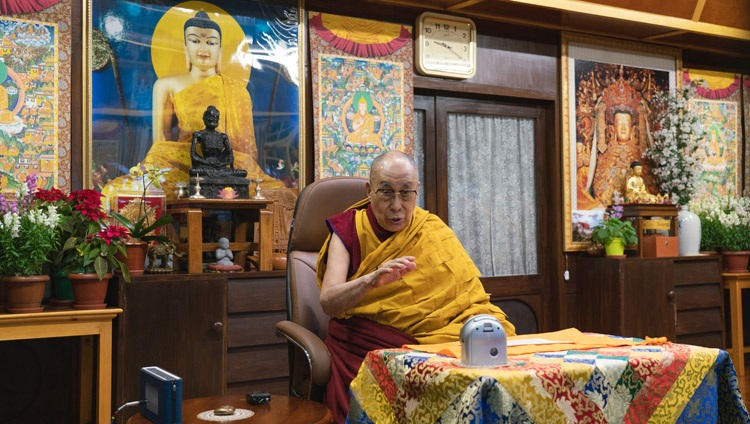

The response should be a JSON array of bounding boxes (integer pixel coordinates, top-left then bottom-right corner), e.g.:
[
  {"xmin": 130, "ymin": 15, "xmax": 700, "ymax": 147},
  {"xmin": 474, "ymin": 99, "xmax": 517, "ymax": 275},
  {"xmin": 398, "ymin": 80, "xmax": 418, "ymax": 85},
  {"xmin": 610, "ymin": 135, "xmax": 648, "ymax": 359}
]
[{"xmin": 369, "ymin": 151, "xmax": 419, "ymax": 185}]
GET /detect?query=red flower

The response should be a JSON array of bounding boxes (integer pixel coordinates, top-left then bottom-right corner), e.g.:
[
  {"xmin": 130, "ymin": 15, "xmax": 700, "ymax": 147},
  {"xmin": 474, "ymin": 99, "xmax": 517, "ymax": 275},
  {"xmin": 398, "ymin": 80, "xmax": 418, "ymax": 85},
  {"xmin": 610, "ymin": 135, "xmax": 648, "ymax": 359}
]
[
  {"xmin": 35, "ymin": 187, "xmax": 69, "ymax": 203},
  {"xmin": 96, "ymin": 225, "xmax": 129, "ymax": 245}
]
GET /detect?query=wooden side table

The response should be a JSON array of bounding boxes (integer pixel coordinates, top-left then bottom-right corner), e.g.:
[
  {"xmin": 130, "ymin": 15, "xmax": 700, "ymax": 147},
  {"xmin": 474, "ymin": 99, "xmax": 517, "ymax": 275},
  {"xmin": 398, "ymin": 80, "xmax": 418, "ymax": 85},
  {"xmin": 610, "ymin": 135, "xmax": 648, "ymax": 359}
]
[
  {"xmin": 126, "ymin": 394, "xmax": 333, "ymax": 424},
  {"xmin": 619, "ymin": 204, "xmax": 678, "ymax": 257},
  {"xmin": 167, "ymin": 198, "xmax": 274, "ymax": 273},
  {"xmin": 0, "ymin": 308, "xmax": 123, "ymax": 424},
  {"xmin": 723, "ymin": 272, "xmax": 750, "ymax": 376}
]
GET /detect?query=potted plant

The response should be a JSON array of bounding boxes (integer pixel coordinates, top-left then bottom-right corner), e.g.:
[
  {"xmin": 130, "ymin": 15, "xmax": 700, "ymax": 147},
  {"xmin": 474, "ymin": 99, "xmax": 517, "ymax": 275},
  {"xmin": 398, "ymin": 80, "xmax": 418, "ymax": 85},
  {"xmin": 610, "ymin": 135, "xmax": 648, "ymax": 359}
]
[
  {"xmin": 110, "ymin": 163, "xmax": 173, "ymax": 276},
  {"xmin": 690, "ymin": 195, "xmax": 750, "ymax": 272},
  {"xmin": 591, "ymin": 205, "xmax": 638, "ymax": 257},
  {"xmin": 643, "ymin": 81, "xmax": 706, "ymax": 255},
  {"xmin": 0, "ymin": 174, "xmax": 62, "ymax": 313}
]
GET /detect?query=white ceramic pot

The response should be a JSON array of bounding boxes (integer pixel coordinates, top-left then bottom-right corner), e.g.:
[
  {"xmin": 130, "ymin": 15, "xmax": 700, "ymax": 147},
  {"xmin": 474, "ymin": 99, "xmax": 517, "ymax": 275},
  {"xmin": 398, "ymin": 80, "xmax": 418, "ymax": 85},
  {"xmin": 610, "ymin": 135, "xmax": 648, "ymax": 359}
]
[{"xmin": 678, "ymin": 208, "xmax": 701, "ymax": 256}]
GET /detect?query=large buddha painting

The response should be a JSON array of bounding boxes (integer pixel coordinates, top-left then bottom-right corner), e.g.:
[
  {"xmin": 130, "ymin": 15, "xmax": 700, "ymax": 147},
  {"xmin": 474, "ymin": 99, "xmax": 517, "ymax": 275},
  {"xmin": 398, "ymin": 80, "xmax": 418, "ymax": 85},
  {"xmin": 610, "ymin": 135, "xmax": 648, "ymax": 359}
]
[
  {"xmin": 88, "ymin": 0, "xmax": 301, "ymax": 202},
  {"xmin": 562, "ymin": 33, "xmax": 678, "ymax": 251}
]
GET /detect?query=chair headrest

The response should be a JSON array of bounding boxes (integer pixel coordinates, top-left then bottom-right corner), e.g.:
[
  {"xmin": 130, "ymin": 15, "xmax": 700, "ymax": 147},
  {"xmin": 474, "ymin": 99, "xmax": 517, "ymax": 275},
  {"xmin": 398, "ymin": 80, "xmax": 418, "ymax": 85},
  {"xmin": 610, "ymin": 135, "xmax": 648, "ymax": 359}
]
[{"xmin": 288, "ymin": 176, "xmax": 369, "ymax": 253}]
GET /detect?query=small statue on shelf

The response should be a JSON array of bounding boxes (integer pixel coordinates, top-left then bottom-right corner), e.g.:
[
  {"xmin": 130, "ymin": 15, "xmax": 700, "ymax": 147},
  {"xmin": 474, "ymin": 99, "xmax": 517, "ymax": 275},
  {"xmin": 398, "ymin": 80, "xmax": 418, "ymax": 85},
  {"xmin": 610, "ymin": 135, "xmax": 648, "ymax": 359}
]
[
  {"xmin": 623, "ymin": 161, "xmax": 669, "ymax": 204},
  {"xmin": 207, "ymin": 237, "xmax": 243, "ymax": 272},
  {"xmin": 188, "ymin": 106, "xmax": 250, "ymax": 198},
  {"xmin": 146, "ymin": 242, "xmax": 183, "ymax": 273}
]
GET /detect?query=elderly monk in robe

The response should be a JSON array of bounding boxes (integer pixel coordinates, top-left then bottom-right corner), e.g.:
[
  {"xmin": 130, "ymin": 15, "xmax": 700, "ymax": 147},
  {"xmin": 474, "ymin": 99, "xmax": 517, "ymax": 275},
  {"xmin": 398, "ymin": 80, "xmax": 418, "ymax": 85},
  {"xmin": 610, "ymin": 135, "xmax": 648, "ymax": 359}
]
[{"xmin": 317, "ymin": 151, "xmax": 516, "ymax": 422}]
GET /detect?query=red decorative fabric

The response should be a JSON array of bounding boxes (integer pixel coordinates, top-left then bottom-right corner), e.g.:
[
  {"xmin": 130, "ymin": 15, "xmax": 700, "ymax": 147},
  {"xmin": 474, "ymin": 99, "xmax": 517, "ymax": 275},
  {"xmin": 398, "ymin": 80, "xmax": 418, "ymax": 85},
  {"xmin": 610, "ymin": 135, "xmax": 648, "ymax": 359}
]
[
  {"xmin": 309, "ymin": 13, "xmax": 411, "ymax": 58},
  {"xmin": 323, "ymin": 316, "xmax": 416, "ymax": 424},
  {"xmin": 1, "ymin": 0, "xmax": 61, "ymax": 14}
]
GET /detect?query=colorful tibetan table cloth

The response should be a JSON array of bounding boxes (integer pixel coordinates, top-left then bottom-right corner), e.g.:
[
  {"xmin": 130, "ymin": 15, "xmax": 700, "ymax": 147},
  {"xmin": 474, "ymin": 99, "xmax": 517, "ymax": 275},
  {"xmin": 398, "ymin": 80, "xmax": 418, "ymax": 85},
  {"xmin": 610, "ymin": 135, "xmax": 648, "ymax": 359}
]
[{"xmin": 347, "ymin": 344, "xmax": 749, "ymax": 423}]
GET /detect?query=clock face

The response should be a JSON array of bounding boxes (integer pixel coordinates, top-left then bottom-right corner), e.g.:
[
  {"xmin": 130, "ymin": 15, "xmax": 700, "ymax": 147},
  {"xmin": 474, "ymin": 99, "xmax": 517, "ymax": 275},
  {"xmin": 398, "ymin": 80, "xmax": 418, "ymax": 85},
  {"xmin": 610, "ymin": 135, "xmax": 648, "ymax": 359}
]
[{"xmin": 416, "ymin": 12, "xmax": 476, "ymax": 79}]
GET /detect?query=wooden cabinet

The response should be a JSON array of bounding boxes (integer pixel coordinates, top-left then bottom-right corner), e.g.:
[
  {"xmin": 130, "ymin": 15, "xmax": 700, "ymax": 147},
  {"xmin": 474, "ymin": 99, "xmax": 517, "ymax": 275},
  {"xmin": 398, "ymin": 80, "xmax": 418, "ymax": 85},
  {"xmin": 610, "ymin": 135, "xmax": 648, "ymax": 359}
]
[
  {"xmin": 109, "ymin": 274, "xmax": 227, "ymax": 420},
  {"xmin": 575, "ymin": 255, "xmax": 724, "ymax": 348},
  {"xmin": 110, "ymin": 271, "xmax": 289, "ymax": 421},
  {"xmin": 226, "ymin": 272, "xmax": 289, "ymax": 395}
]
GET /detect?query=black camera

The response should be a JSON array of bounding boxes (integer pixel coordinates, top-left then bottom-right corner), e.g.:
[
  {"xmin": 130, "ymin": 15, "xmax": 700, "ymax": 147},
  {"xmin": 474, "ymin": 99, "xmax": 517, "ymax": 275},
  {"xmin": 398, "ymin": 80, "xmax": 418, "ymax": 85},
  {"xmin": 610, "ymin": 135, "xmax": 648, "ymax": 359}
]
[{"xmin": 246, "ymin": 391, "xmax": 271, "ymax": 405}]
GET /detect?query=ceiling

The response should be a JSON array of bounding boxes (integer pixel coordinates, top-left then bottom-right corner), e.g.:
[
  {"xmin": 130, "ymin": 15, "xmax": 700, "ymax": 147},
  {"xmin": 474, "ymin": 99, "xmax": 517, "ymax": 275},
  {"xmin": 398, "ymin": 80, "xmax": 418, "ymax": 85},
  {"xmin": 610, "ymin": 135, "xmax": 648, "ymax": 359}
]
[{"xmin": 362, "ymin": 0, "xmax": 750, "ymax": 62}]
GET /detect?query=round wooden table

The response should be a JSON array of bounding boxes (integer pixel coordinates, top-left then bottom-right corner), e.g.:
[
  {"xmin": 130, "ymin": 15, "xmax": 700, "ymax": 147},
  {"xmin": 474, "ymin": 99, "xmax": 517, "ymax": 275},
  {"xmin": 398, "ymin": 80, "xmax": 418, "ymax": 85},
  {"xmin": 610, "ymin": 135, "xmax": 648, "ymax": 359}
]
[{"xmin": 126, "ymin": 394, "xmax": 333, "ymax": 424}]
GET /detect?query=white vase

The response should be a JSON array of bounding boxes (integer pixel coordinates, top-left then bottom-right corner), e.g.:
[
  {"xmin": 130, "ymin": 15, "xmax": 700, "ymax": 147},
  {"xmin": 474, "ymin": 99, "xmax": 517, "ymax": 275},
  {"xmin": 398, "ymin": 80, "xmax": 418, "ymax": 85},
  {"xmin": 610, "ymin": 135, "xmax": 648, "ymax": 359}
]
[{"xmin": 678, "ymin": 207, "xmax": 701, "ymax": 256}]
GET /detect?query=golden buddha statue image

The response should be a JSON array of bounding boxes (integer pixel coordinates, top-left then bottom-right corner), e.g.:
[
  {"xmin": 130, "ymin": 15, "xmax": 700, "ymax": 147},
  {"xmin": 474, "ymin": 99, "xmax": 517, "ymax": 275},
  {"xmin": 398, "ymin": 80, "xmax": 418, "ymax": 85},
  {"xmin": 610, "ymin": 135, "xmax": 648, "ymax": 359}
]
[
  {"xmin": 102, "ymin": 8, "xmax": 282, "ymax": 202},
  {"xmin": 623, "ymin": 161, "xmax": 669, "ymax": 204}
]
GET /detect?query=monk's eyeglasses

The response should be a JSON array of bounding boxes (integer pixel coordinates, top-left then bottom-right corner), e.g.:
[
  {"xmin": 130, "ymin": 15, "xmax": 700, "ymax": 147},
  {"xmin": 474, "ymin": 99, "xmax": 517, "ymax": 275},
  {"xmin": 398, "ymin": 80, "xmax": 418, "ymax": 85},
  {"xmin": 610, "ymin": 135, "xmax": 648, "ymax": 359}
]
[{"xmin": 375, "ymin": 188, "xmax": 417, "ymax": 202}]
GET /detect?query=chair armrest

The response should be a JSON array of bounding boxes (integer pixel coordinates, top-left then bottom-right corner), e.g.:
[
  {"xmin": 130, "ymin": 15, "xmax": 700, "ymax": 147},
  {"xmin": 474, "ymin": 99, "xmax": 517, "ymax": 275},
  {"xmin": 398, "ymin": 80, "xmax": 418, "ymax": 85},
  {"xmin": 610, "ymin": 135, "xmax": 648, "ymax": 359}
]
[{"xmin": 276, "ymin": 320, "xmax": 332, "ymax": 386}]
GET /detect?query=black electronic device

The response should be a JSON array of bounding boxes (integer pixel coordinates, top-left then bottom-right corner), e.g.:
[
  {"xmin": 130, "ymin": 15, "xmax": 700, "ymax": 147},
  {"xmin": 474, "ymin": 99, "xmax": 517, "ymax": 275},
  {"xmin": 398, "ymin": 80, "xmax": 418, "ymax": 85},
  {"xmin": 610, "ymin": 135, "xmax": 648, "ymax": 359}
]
[
  {"xmin": 139, "ymin": 366, "xmax": 183, "ymax": 424},
  {"xmin": 246, "ymin": 391, "xmax": 271, "ymax": 405}
]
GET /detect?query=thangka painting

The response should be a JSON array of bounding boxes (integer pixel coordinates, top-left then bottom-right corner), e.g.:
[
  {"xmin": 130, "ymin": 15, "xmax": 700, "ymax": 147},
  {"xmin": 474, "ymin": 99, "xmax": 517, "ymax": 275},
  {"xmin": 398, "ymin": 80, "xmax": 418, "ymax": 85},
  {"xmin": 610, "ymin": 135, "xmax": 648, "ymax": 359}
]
[
  {"xmin": 309, "ymin": 12, "xmax": 414, "ymax": 179},
  {"xmin": 0, "ymin": 14, "xmax": 62, "ymax": 193},
  {"xmin": 683, "ymin": 69, "xmax": 742, "ymax": 199},
  {"xmin": 562, "ymin": 33, "xmax": 678, "ymax": 251}
]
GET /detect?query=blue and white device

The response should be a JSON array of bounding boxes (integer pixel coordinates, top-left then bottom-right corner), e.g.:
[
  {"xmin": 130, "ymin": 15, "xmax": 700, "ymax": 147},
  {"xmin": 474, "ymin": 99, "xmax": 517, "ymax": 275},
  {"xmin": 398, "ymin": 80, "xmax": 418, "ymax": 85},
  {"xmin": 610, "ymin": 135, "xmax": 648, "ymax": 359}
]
[{"xmin": 139, "ymin": 366, "xmax": 182, "ymax": 424}]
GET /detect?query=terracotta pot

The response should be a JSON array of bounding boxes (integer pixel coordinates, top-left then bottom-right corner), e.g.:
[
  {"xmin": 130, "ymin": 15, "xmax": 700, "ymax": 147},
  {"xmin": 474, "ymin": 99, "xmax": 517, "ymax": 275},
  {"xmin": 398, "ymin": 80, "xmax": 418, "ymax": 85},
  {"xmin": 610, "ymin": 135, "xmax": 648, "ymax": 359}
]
[
  {"xmin": 722, "ymin": 251, "xmax": 750, "ymax": 273},
  {"xmin": 69, "ymin": 273, "xmax": 112, "ymax": 310},
  {"xmin": 3, "ymin": 275, "xmax": 49, "ymax": 313},
  {"xmin": 117, "ymin": 241, "xmax": 148, "ymax": 277}
]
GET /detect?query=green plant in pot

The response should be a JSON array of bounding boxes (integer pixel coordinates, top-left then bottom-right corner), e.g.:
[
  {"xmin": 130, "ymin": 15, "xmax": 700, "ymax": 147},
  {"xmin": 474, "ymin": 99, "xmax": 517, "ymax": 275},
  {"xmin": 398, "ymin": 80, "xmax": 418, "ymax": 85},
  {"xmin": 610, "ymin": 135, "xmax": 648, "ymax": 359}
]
[
  {"xmin": 0, "ymin": 175, "xmax": 62, "ymax": 312},
  {"xmin": 591, "ymin": 205, "xmax": 638, "ymax": 257},
  {"xmin": 63, "ymin": 223, "xmax": 132, "ymax": 282},
  {"xmin": 690, "ymin": 195, "xmax": 750, "ymax": 272}
]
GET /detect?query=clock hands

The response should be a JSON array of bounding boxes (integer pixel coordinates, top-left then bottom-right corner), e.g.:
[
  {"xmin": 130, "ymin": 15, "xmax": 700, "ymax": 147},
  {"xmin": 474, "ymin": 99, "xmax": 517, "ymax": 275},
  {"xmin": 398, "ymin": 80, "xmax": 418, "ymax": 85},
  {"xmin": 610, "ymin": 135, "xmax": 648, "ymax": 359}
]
[{"xmin": 434, "ymin": 41, "xmax": 464, "ymax": 59}]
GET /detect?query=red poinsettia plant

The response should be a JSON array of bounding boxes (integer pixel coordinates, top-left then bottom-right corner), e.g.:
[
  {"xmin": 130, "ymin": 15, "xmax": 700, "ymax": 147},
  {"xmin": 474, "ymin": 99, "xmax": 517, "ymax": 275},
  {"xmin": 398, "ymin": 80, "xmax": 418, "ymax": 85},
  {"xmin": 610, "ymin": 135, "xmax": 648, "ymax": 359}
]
[{"xmin": 36, "ymin": 187, "xmax": 132, "ymax": 282}]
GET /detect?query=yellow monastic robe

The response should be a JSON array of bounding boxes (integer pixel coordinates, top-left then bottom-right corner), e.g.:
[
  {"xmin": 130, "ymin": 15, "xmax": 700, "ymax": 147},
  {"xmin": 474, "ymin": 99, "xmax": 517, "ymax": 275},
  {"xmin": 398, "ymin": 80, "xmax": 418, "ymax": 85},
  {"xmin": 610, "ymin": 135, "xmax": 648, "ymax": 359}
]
[
  {"xmin": 102, "ymin": 75, "xmax": 281, "ymax": 201},
  {"xmin": 317, "ymin": 199, "xmax": 516, "ymax": 344}
]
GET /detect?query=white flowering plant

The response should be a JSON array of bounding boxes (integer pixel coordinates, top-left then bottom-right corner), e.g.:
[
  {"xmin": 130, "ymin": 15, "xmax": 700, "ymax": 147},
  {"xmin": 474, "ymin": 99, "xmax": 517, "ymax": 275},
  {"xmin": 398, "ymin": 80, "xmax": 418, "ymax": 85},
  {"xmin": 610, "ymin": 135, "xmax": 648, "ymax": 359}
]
[
  {"xmin": 644, "ymin": 82, "xmax": 706, "ymax": 206},
  {"xmin": 0, "ymin": 175, "xmax": 62, "ymax": 277},
  {"xmin": 689, "ymin": 196, "xmax": 750, "ymax": 252}
]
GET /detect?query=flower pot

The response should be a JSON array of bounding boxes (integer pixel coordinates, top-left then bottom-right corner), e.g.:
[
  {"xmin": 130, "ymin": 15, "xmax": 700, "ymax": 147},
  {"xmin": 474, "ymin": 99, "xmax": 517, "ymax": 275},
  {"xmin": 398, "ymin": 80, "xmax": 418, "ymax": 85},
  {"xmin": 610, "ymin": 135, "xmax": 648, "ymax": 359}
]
[
  {"xmin": 3, "ymin": 275, "xmax": 49, "ymax": 313},
  {"xmin": 722, "ymin": 251, "xmax": 750, "ymax": 273},
  {"xmin": 118, "ymin": 241, "xmax": 148, "ymax": 277},
  {"xmin": 69, "ymin": 273, "xmax": 112, "ymax": 310},
  {"xmin": 49, "ymin": 271, "xmax": 75, "ymax": 309},
  {"xmin": 677, "ymin": 208, "xmax": 701, "ymax": 256},
  {"xmin": 604, "ymin": 238, "xmax": 625, "ymax": 257}
]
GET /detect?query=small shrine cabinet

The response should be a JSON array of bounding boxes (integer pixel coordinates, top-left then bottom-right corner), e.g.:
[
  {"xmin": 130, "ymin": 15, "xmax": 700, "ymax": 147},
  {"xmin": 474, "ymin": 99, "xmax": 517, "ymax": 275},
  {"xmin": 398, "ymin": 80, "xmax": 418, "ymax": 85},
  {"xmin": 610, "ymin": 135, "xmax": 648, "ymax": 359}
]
[{"xmin": 617, "ymin": 204, "xmax": 679, "ymax": 257}]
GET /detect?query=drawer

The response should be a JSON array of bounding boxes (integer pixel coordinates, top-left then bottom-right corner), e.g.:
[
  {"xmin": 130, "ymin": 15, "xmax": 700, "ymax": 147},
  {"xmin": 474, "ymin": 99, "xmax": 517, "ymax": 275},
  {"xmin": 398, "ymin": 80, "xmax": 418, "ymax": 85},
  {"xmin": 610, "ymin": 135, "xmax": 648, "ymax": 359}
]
[
  {"xmin": 228, "ymin": 277, "xmax": 286, "ymax": 313},
  {"xmin": 673, "ymin": 259, "xmax": 720, "ymax": 286},
  {"xmin": 228, "ymin": 311, "xmax": 287, "ymax": 348},
  {"xmin": 676, "ymin": 308, "xmax": 723, "ymax": 336},
  {"xmin": 675, "ymin": 284, "xmax": 722, "ymax": 310},
  {"xmin": 227, "ymin": 345, "xmax": 290, "ymax": 383}
]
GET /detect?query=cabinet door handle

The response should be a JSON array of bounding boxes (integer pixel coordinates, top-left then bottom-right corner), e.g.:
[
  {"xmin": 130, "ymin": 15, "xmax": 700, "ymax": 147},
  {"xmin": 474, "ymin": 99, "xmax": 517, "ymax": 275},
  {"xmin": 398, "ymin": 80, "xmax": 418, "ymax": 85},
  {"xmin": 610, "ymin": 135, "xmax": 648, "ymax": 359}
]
[
  {"xmin": 211, "ymin": 321, "xmax": 224, "ymax": 335},
  {"xmin": 667, "ymin": 290, "xmax": 675, "ymax": 301}
]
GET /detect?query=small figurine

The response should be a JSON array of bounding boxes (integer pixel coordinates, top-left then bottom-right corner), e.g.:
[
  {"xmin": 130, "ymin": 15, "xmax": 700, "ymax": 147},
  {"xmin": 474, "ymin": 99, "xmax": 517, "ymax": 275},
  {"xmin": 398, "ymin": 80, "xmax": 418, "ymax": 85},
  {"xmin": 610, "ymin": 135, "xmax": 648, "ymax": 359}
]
[
  {"xmin": 624, "ymin": 161, "xmax": 669, "ymax": 204},
  {"xmin": 207, "ymin": 237, "xmax": 243, "ymax": 272},
  {"xmin": 146, "ymin": 242, "xmax": 183, "ymax": 273}
]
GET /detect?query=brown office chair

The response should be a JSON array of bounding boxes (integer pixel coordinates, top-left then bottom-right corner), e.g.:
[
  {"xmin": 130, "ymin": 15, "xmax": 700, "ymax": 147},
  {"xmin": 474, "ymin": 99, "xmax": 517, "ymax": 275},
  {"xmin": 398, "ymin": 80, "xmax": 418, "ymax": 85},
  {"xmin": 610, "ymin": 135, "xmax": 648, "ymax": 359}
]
[{"xmin": 275, "ymin": 176, "xmax": 369, "ymax": 402}]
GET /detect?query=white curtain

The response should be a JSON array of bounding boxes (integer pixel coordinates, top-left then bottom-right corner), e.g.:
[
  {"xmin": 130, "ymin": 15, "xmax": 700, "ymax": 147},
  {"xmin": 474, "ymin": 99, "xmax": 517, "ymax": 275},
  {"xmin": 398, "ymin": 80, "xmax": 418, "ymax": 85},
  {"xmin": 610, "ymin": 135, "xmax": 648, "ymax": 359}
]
[
  {"xmin": 413, "ymin": 110, "xmax": 426, "ymax": 208},
  {"xmin": 447, "ymin": 113, "xmax": 537, "ymax": 276}
]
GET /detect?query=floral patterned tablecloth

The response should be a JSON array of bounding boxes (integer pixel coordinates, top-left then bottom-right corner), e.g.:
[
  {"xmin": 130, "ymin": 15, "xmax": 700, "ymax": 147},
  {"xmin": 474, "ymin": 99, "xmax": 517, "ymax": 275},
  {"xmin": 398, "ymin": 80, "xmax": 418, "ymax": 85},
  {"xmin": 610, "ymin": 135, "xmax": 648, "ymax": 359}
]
[{"xmin": 347, "ymin": 343, "xmax": 749, "ymax": 423}]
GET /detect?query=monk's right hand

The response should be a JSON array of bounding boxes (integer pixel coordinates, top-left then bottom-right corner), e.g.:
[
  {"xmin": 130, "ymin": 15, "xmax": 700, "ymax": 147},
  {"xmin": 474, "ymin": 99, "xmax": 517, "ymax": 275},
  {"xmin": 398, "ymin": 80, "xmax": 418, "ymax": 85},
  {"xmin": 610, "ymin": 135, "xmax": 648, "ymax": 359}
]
[{"xmin": 370, "ymin": 256, "xmax": 416, "ymax": 288}]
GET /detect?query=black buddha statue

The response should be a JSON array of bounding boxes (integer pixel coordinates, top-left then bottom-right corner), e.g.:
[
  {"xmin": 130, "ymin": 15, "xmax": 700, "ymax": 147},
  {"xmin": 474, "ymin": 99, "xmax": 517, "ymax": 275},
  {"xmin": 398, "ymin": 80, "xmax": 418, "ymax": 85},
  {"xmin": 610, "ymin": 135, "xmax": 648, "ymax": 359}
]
[{"xmin": 188, "ymin": 106, "xmax": 250, "ymax": 198}]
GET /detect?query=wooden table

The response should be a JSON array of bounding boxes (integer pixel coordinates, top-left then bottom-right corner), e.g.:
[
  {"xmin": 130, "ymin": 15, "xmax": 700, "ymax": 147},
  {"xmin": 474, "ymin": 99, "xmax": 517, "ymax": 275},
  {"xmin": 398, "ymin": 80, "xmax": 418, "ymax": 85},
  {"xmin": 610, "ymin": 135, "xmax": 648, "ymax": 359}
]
[
  {"xmin": 723, "ymin": 272, "xmax": 750, "ymax": 376},
  {"xmin": 126, "ymin": 394, "xmax": 333, "ymax": 424},
  {"xmin": 0, "ymin": 308, "xmax": 123, "ymax": 424},
  {"xmin": 618, "ymin": 204, "xmax": 679, "ymax": 257},
  {"xmin": 167, "ymin": 198, "xmax": 274, "ymax": 273}
]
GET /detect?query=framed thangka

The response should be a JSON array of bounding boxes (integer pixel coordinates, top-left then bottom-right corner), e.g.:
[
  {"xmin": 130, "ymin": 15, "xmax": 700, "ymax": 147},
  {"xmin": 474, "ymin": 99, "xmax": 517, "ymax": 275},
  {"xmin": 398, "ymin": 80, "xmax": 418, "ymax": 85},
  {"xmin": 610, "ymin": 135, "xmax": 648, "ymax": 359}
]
[
  {"xmin": 562, "ymin": 33, "xmax": 679, "ymax": 251},
  {"xmin": 0, "ymin": 13, "xmax": 65, "ymax": 192},
  {"xmin": 309, "ymin": 12, "xmax": 414, "ymax": 179},
  {"xmin": 683, "ymin": 69, "xmax": 742, "ymax": 199},
  {"xmin": 87, "ymin": 0, "xmax": 302, "ymax": 204}
]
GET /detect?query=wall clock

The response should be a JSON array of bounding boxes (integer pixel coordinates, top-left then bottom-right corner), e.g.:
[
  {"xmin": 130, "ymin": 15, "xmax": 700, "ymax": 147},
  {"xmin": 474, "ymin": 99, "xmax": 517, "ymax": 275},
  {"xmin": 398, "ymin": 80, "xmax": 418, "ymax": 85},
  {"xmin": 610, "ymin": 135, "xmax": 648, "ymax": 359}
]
[{"xmin": 415, "ymin": 12, "xmax": 477, "ymax": 79}]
